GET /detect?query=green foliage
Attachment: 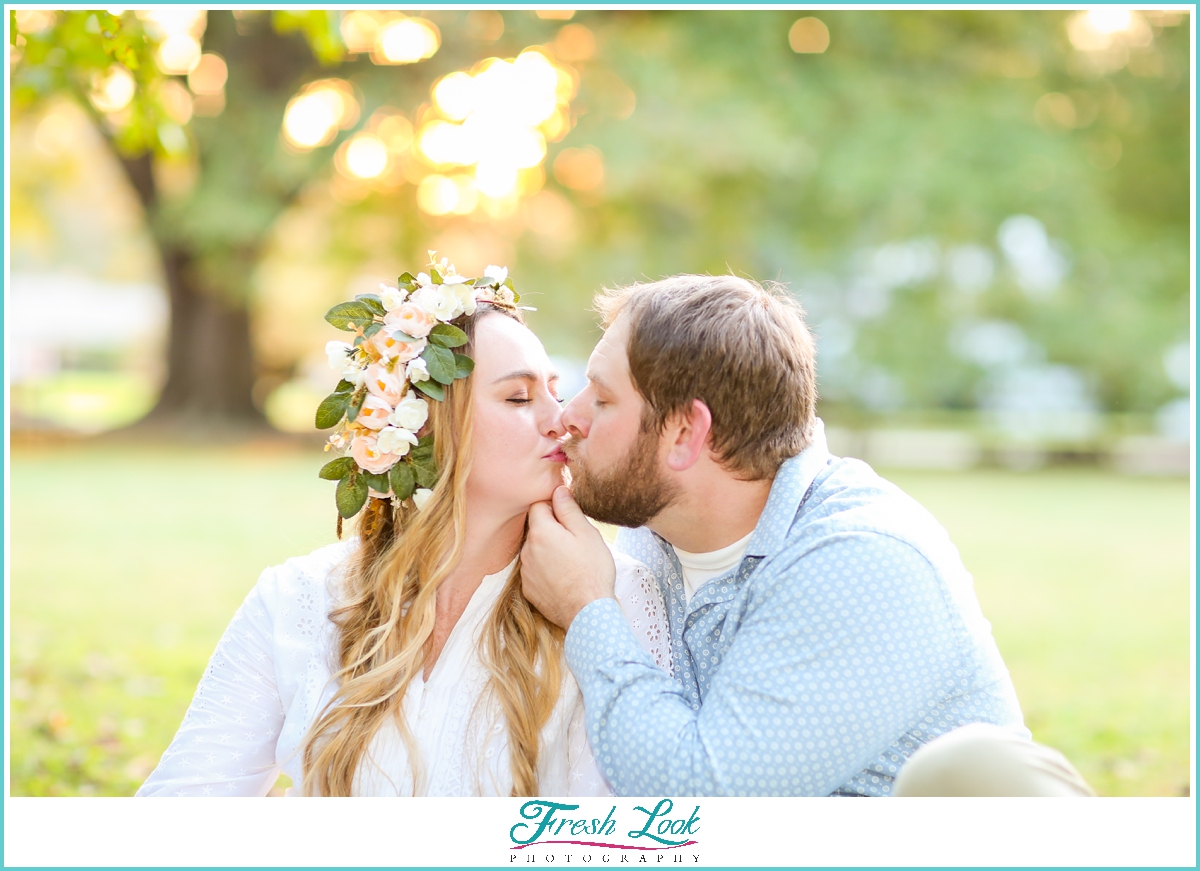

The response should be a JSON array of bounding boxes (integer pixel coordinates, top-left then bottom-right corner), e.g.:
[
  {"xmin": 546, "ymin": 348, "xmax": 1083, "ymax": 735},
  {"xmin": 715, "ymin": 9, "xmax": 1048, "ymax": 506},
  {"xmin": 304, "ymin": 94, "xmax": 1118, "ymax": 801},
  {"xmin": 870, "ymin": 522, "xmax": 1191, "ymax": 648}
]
[
  {"xmin": 317, "ymin": 456, "xmax": 355, "ymax": 480},
  {"xmin": 389, "ymin": 460, "xmax": 416, "ymax": 500},
  {"xmin": 344, "ymin": 386, "xmax": 367, "ymax": 424},
  {"xmin": 428, "ymin": 323, "xmax": 469, "ymax": 349},
  {"xmin": 422, "ymin": 344, "xmax": 458, "ymax": 386},
  {"xmin": 409, "ymin": 437, "xmax": 439, "ymax": 489},
  {"xmin": 359, "ymin": 470, "xmax": 390, "ymax": 494},
  {"xmin": 324, "ymin": 301, "xmax": 376, "ymax": 332},
  {"xmin": 453, "ymin": 353, "xmax": 476, "ymax": 379},
  {"xmin": 334, "ymin": 471, "xmax": 368, "ymax": 518},
  {"xmin": 11, "ymin": 11, "xmax": 166, "ymax": 155},
  {"xmin": 314, "ymin": 391, "xmax": 350, "ymax": 430},
  {"xmin": 413, "ymin": 379, "xmax": 445, "ymax": 402},
  {"xmin": 271, "ymin": 11, "xmax": 345, "ymax": 66}
]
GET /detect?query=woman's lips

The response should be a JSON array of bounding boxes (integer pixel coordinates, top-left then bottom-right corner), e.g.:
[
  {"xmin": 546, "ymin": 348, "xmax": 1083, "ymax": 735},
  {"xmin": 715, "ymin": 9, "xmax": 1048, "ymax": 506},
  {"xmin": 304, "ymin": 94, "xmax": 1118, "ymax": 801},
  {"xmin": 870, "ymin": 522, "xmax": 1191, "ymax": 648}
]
[{"xmin": 544, "ymin": 448, "xmax": 569, "ymax": 463}]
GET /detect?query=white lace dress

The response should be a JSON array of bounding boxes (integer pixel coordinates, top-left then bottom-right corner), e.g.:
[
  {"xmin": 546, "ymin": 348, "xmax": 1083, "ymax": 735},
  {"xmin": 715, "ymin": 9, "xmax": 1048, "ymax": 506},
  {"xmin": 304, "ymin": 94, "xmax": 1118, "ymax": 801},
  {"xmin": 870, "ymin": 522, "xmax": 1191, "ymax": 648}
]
[{"xmin": 136, "ymin": 541, "xmax": 669, "ymax": 797}]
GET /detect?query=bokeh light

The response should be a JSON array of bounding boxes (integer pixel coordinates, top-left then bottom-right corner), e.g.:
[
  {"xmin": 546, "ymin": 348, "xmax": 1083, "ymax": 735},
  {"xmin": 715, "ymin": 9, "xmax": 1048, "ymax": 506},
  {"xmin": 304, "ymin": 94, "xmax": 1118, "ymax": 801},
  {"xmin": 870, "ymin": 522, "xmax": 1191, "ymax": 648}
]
[
  {"xmin": 553, "ymin": 147, "xmax": 604, "ymax": 191},
  {"xmin": 188, "ymin": 53, "xmax": 227, "ymax": 95},
  {"xmin": 343, "ymin": 133, "xmax": 389, "ymax": 179},
  {"xmin": 340, "ymin": 10, "xmax": 382, "ymax": 53},
  {"xmin": 412, "ymin": 49, "xmax": 576, "ymax": 214},
  {"xmin": 374, "ymin": 18, "xmax": 440, "ymax": 64},
  {"xmin": 281, "ymin": 79, "xmax": 359, "ymax": 151},
  {"xmin": 14, "ymin": 10, "xmax": 56, "ymax": 33},
  {"xmin": 789, "ymin": 17, "xmax": 831, "ymax": 54},
  {"xmin": 89, "ymin": 66, "xmax": 136, "ymax": 114}
]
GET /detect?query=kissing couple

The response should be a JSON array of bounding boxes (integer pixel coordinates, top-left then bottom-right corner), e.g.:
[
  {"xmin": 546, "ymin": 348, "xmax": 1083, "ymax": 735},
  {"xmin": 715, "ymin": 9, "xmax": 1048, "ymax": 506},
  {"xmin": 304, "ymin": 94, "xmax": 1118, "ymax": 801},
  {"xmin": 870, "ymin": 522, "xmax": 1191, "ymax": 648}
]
[{"xmin": 139, "ymin": 260, "xmax": 1092, "ymax": 797}]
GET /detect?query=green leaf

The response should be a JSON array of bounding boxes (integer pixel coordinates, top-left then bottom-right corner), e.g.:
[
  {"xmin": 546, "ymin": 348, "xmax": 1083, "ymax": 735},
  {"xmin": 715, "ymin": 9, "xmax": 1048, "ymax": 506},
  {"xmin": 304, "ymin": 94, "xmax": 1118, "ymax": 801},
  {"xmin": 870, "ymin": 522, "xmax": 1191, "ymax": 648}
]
[
  {"xmin": 423, "ymin": 344, "xmax": 457, "ymax": 386},
  {"xmin": 361, "ymin": 471, "xmax": 390, "ymax": 493},
  {"xmin": 430, "ymin": 268, "xmax": 443, "ymax": 285},
  {"xmin": 398, "ymin": 272, "xmax": 416, "ymax": 290},
  {"xmin": 414, "ymin": 379, "xmax": 444, "ymax": 401},
  {"xmin": 315, "ymin": 392, "xmax": 351, "ymax": 429},
  {"xmin": 363, "ymin": 322, "xmax": 382, "ymax": 338},
  {"xmin": 390, "ymin": 330, "xmax": 419, "ymax": 343},
  {"xmin": 345, "ymin": 386, "xmax": 367, "ymax": 423},
  {"xmin": 318, "ymin": 456, "xmax": 356, "ymax": 480},
  {"xmin": 503, "ymin": 277, "xmax": 515, "ymax": 291},
  {"xmin": 325, "ymin": 301, "xmax": 375, "ymax": 331},
  {"xmin": 355, "ymin": 294, "xmax": 387, "ymax": 317},
  {"xmin": 336, "ymin": 473, "xmax": 369, "ymax": 519},
  {"xmin": 453, "ymin": 353, "xmax": 475, "ymax": 379},
  {"xmin": 334, "ymin": 379, "xmax": 355, "ymax": 393},
  {"xmin": 411, "ymin": 453, "xmax": 439, "ymax": 489},
  {"xmin": 428, "ymin": 323, "xmax": 468, "ymax": 349},
  {"xmin": 389, "ymin": 461, "xmax": 416, "ymax": 501}
]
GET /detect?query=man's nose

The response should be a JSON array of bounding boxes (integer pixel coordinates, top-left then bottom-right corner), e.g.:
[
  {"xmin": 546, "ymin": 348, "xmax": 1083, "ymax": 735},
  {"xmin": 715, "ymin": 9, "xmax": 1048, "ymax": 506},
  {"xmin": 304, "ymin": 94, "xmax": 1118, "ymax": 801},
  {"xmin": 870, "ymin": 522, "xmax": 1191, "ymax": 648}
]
[{"xmin": 561, "ymin": 390, "xmax": 590, "ymax": 438}]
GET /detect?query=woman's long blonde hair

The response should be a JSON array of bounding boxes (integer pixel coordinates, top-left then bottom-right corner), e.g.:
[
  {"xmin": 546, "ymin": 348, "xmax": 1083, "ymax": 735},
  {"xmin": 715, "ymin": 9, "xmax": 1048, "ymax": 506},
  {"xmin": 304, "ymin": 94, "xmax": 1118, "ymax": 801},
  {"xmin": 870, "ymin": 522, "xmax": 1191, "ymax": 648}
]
[{"xmin": 302, "ymin": 306, "xmax": 565, "ymax": 796}]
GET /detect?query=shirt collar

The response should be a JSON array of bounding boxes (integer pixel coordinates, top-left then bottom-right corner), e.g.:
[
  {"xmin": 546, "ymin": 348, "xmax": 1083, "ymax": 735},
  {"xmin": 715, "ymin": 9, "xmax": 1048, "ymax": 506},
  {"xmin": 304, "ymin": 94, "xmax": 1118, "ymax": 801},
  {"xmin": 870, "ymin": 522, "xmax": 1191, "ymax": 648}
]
[{"xmin": 744, "ymin": 418, "xmax": 832, "ymax": 558}]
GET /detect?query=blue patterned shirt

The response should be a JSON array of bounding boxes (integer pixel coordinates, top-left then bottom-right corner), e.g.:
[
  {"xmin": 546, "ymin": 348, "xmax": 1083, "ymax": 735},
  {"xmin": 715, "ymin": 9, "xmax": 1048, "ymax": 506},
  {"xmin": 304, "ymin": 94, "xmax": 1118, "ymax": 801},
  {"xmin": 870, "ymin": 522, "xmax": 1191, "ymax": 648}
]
[{"xmin": 564, "ymin": 420, "xmax": 1028, "ymax": 796}]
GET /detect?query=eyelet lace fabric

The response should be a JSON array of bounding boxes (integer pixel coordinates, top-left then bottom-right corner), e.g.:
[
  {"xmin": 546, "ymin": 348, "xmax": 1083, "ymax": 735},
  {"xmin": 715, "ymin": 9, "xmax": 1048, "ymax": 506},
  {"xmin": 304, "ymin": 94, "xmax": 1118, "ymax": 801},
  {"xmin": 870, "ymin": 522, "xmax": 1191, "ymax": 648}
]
[{"xmin": 136, "ymin": 542, "xmax": 670, "ymax": 796}]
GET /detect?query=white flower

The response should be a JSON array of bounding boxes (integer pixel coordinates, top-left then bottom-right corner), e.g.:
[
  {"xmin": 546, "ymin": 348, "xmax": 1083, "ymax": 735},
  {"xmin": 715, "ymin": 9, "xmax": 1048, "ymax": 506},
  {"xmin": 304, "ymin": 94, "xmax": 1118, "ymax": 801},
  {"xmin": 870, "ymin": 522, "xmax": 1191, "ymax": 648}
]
[
  {"xmin": 495, "ymin": 285, "xmax": 516, "ymax": 305},
  {"xmin": 326, "ymin": 340, "xmax": 354, "ymax": 370},
  {"xmin": 412, "ymin": 488, "xmax": 434, "ymax": 511},
  {"xmin": 379, "ymin": 284, "xmax": 407, "ymax": 312},
  {"xmin": 389, "ymin": 391, "xmax": 429, "ymax": 431},
  {"xmin": 341, "ymin": 361, "xmax": 367, "ymax": 387},
  {"xmin": 442, "ymin": 273, "xmax": 468, "ymax": 285},
  {"xmin": 376, "ymin": 425, "xmax": 419, "ymax": 456},
  {"xmin": 454, "ymin": 282, "xmax": 478, "ymax": 316},
  {"xmin": 483, "ymin": 264, "xmax": 508, "ymax": 285},
  {"xmin": 406, "ymin": 357, "xmax": 430, "ymax": 382},
  {"xmin": 415, "ymin": 271, "xmax": 432, "ymax": 287},
  {"xmin": 411, "ymin": 283, "xmax": 461, "ymax": 321}
]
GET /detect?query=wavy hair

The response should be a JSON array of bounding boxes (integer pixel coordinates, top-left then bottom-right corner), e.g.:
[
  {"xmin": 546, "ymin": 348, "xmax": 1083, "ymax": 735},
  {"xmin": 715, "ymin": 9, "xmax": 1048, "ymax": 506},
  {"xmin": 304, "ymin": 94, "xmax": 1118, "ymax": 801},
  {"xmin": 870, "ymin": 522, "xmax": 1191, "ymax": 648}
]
[{"xmin": 301, "ymin": 305, "xmax": 565, "ymax": 796}]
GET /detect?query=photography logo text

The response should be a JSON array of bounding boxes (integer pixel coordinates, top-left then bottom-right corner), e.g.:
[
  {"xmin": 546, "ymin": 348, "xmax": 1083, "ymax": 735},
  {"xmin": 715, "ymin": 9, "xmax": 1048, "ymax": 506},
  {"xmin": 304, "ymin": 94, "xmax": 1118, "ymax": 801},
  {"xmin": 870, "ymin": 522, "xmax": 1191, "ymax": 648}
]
[{"xmin": 508, "ymin": 798, "xmax": 701, "ymax": 864}]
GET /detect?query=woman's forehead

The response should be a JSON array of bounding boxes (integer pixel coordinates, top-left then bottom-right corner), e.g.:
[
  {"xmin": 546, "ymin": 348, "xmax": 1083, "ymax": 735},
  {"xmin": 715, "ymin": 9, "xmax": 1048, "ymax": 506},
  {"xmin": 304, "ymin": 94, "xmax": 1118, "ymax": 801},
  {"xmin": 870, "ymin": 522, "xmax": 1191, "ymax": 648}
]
[{"xmin": 474, "ymin": 314, "xmax": 552, "ymax": 374}]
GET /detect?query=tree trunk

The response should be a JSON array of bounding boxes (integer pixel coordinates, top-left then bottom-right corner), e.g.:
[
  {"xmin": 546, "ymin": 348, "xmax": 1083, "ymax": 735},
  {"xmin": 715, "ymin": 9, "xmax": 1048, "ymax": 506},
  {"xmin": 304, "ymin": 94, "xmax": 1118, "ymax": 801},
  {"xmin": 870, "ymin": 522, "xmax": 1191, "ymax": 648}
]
[
  {"xmin": 145, "ymin": 245, "xmax": 263, "ymax": 423},
  {"xmin": 116, "ymin": 152, "xmax": 269, "ymax": 430}
]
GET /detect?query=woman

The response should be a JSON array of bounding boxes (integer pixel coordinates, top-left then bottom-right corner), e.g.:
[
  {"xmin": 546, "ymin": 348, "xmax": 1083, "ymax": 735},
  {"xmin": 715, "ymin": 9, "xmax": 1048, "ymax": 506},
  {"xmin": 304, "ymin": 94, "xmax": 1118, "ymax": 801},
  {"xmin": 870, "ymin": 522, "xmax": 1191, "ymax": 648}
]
[{"xmin": 137, "ymin": 265, "xmax": 670, "ymax": 796}]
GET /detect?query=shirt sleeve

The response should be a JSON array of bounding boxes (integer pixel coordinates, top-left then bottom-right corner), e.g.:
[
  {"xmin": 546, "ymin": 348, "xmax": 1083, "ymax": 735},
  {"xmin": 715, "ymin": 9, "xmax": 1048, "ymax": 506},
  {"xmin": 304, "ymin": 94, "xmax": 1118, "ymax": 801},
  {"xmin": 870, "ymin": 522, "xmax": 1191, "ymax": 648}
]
[
  {"xmin": 564, "ymin": 532, "xmax": 962, "ymax": 796},
  {"xmin": 136, "ymin": 567, "xmax": 287, "ymax": 797}
]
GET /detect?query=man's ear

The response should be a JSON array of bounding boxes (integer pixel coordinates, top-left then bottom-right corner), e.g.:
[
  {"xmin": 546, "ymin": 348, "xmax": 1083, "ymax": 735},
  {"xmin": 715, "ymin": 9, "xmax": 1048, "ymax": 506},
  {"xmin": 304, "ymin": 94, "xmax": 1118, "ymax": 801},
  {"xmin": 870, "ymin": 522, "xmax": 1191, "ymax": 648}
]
[{"xmin": 664, "ymin": 399, "xmax": 713, "ymax": 472}]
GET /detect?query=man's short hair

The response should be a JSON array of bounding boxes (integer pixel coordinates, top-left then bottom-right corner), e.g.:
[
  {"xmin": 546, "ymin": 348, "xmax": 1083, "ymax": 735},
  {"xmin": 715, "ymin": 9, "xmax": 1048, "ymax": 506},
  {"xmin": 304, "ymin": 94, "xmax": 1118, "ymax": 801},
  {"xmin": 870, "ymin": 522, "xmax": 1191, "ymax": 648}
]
[{"xmin": 595, "ymin": 274, "xmax": 817, "ymax": 480}]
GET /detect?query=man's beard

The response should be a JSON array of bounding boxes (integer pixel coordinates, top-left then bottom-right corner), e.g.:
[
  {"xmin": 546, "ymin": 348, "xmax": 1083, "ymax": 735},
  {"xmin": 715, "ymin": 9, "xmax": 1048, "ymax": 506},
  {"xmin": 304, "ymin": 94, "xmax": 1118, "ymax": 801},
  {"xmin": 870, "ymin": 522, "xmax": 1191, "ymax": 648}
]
[{"xmin": 564, "ymin": 426, "xmax": 679, "ymax": 528}]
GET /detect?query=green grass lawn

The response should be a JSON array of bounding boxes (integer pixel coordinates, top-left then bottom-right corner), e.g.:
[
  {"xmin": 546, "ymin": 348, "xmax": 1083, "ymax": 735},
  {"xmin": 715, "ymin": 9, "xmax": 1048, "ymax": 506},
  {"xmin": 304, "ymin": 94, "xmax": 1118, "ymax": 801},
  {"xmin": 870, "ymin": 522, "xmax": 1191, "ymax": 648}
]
[{"xmin": 8, "ymin": 442, "xmax": 1192, "ymax": 796}]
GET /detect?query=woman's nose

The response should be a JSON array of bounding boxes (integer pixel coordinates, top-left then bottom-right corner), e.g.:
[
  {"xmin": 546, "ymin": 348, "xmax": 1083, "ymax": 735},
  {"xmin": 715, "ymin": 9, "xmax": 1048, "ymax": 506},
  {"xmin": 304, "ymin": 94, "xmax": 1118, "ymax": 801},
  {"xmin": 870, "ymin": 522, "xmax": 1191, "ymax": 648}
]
[{"xmin": 541, "ymin": 395, "xmax": 567, "ymax": 440}]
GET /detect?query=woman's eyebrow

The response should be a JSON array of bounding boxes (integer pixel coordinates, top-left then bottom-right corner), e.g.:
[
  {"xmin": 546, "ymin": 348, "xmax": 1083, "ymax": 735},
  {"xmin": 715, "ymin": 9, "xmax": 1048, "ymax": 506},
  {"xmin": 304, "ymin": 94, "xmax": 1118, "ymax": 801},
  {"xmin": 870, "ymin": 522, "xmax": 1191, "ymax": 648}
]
[{"xmin": 491, "ymin": 370, "xmax": 560, "ymax": 385}]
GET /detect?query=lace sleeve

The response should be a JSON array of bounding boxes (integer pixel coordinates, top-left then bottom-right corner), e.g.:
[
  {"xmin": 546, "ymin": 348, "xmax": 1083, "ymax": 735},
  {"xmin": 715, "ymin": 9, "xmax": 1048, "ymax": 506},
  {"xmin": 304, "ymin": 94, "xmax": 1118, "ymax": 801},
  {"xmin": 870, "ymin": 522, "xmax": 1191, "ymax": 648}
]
[
  {"xmin": 136, "ymin": 568, "xmax": 286, "ymax": 796},
  {"xmin": 611, "ymin": 553, "xmax": 673, "ymax": 675}
]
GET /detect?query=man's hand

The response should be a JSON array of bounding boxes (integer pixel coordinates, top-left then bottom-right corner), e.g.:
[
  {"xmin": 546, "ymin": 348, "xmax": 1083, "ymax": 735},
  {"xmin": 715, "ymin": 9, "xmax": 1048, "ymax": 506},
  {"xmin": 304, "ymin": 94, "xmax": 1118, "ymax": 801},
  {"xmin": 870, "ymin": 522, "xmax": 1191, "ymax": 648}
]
[{"xmin": 521, "ymin": 486, "xmax": 616, "ymax": 630}]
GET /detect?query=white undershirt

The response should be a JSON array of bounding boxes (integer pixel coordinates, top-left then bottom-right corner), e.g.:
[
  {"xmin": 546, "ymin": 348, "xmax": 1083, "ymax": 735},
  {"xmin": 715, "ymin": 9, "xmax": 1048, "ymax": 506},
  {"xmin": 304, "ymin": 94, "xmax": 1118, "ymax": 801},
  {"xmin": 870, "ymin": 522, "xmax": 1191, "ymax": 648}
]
[{"xmin": 672, "ymin": 531, "xmax": 754, "ymax": 604}]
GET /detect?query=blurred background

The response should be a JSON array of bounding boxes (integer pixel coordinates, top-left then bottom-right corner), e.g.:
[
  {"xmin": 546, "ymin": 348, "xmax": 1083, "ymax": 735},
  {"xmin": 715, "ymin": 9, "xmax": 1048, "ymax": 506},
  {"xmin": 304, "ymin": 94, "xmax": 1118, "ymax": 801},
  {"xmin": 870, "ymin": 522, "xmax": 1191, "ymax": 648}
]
[{"xmin": 8, "ymin": 9, "xmax": 1191, "ymax": 796}]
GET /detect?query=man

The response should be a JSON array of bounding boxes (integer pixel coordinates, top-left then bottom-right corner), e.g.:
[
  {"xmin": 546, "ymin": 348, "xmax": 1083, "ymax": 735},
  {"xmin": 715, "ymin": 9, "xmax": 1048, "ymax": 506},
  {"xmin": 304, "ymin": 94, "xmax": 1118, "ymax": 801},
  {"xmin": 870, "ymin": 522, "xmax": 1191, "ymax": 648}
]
[{"xmin": 521, "ymin": 274, "xmax": 1091, "ymax": 796}]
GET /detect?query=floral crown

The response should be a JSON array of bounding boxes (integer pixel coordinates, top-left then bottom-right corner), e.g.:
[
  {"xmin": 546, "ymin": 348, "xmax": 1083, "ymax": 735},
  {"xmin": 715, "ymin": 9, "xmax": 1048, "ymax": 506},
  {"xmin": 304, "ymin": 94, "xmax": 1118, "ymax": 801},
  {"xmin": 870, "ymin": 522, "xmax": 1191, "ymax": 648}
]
[{"xmin": 316, "ymin": 254, "xmax": 523, "ymax": 525}]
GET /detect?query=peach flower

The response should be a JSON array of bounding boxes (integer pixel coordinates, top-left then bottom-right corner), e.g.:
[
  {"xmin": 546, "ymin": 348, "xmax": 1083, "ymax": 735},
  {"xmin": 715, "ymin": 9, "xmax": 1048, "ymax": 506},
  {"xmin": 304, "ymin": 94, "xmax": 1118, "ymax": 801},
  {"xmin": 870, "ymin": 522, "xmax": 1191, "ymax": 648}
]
[
  {"xmin": 357, "ymin": 394, "xmax": 394, "ymax": 430},
  {"xmin": 365, "ymin": 363, "xmax": 404, "ymax": 407},
  {"xmin": 369, "ymin": 329, "xmax": 427, "ymax": 363},
  {"xmin": 350, "ymin": 435, "xmax": 399, "ymax": 475},
  {"xmin": 384, "ymin": 303, "xmax": 437, "ymax": 339}
]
